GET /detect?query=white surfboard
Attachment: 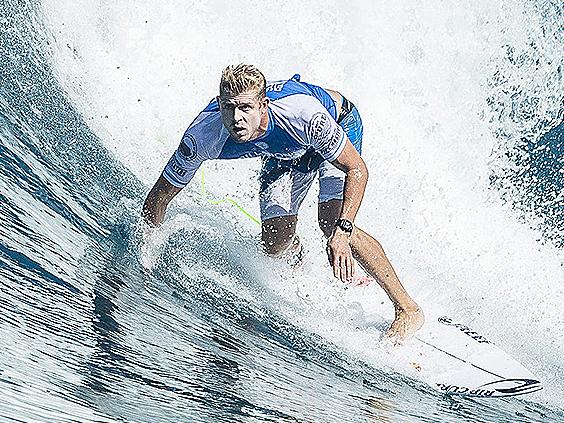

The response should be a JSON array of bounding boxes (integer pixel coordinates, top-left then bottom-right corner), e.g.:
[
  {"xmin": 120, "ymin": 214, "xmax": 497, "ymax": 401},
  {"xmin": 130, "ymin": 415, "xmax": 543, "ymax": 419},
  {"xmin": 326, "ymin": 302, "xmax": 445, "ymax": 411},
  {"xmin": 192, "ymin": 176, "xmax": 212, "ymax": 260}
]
[
  {"xmin": 342, "ymin": 270, "xmax": 542, "ymax": 398},
  {"xmin": 297, "ymin": 259, "xmax": 542, "ymax": 398},
  {"xmin": 410, "ymin": 315, "xmax": 542, "ymax": 397}
]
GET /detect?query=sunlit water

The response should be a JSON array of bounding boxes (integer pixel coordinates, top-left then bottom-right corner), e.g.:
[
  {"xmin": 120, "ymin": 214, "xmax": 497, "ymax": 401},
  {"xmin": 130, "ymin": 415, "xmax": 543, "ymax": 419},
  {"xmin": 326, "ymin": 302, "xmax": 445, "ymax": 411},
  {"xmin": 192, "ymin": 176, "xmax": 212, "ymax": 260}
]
[{"xmin": 1, "ymin": 0, "xmax": 562, "ymax": 421}]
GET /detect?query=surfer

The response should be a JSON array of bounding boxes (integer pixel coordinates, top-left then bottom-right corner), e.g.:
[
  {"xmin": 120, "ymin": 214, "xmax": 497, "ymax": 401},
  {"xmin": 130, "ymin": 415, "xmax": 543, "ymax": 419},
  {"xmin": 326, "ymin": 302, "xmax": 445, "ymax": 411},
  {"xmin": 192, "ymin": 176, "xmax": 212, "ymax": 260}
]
[{"xmin": 142, "ymin": 64, "xmax": 424, "ymax": 342}]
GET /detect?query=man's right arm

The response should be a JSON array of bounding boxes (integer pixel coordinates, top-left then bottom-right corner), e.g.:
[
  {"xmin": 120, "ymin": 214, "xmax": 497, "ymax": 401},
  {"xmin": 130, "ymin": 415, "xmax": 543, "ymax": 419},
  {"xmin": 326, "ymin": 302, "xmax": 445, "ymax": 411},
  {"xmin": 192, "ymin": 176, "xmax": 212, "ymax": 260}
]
[
  {"xmin": 142, "ymin": 175, "xmax": 183, "ymax": 227},
  {"xmin": 142, "ymin": 105, "xmax": 222, "ymax": 227}
]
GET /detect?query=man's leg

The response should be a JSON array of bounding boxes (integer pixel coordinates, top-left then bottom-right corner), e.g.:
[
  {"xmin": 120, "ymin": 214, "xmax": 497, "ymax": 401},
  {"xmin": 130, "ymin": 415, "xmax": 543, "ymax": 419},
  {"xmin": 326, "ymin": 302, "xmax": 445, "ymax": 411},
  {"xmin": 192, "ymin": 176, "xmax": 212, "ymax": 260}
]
[
  {"xmin": 319, "ymin": 199, "xmax": 423, "ymax": 340},
  {"xmin": 349, "ymin": 226, "xmax": 424, "ymax": 341},
  {"xmin": 317, "ymin": 159, "xmax": 424, "ymax": 341},
  {"xmin": 318, "ymin": 199, "xmax": 342, "ymax": 238},
  {"xmin": 261, "ymin": 215, "xmax": 305, "ymax": 267},
  {"xmin": 259, "ymin": 158, "xmax": 315, "ymax": 264},
  {"xmin": 261, "ymin": 215, "xmax": 297, "ymax": 255}
]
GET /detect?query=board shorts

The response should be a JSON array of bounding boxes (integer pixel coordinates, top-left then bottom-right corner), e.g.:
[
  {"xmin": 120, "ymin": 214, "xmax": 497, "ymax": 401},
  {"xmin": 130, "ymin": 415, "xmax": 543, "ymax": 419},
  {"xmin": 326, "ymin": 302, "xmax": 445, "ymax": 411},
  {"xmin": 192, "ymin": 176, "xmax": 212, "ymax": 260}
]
[{"xmin": 259, "ymin": 96, "xmax": 363, "ymax": 221}]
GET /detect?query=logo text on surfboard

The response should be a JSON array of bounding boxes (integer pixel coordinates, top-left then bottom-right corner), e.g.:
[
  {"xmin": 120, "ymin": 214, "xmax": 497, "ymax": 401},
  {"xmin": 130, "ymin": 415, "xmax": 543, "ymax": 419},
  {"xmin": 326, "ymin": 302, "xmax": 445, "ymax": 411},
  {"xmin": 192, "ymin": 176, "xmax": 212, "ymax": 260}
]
[
  {"xmin": 437, "ymin": 383, "xmax": 494, "ymax": 397},
  {"xmin": 437, "ymin": 378, "xmax": 542, "ymax": 398},
  {"xmin": 438, "ymin": 317, "xmax": 490, "ymax": 344}
]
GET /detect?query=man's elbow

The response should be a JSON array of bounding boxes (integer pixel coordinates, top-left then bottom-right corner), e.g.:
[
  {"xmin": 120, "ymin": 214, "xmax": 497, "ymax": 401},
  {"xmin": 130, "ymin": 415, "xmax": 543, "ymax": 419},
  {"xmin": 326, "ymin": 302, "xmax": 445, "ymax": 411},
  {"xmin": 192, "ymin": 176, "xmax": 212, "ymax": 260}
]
[
  {"xmin": 360, "ymin": 160, "xmax": 368, "ymax": 182},
  {"xmin": 349, "ymin": 161, "xmax": 368, "ymax": 184}
]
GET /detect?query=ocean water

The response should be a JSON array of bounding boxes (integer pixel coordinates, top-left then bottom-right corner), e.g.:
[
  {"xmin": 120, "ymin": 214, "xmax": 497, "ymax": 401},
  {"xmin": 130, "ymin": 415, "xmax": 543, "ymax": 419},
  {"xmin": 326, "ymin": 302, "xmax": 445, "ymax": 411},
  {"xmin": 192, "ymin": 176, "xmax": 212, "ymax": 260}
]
[{"xmin": 1, "ymin": 0, "xmax": 563, "ymax": 421}]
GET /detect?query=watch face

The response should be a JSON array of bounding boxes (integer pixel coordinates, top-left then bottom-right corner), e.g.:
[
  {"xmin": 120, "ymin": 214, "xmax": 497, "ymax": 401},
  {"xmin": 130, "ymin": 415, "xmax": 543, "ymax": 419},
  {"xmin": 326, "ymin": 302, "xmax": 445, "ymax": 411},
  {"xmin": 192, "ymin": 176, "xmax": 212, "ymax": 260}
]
[{"xmin": 337, "ymin": 219, "xmax": 353, "ymax": 234}]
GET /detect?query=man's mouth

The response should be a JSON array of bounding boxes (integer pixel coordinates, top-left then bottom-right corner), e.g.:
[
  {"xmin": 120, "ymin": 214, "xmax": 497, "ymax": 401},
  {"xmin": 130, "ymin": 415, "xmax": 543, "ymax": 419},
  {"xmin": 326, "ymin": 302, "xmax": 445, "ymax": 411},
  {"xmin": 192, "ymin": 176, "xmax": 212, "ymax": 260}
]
[{"xmin": 233, "ymin": 127, "xmax": 246, "ymax": 136}]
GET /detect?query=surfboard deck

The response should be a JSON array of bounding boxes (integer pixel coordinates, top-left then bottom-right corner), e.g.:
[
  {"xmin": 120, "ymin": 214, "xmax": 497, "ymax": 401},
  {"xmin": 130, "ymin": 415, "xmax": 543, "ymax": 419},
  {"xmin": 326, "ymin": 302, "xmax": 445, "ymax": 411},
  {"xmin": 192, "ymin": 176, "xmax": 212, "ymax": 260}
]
[
  {"xmin": 297, "ymin": 257, "xmax": 542, "ymax": 398},
  {"xmin": 410, "ymin": 315, "xmax": 542, "ymax": 397},
  {"xmin": 342, "ymin": 270, "xmax": 542, "ymax": 398}
]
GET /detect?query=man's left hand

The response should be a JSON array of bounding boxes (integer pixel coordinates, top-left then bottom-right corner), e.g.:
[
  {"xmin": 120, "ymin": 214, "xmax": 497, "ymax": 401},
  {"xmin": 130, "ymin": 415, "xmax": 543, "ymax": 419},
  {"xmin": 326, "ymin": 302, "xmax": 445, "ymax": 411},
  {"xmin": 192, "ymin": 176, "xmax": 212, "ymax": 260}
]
[{"xmin": 327, "ymin": 229, "xmax": 355, "ymax": 283}]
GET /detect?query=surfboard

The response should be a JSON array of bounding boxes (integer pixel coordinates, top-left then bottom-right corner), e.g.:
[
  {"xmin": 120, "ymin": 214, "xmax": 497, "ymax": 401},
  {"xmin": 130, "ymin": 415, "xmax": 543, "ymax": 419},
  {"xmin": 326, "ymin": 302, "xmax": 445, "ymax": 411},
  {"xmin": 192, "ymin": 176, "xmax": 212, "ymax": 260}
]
[
  {"xmin": 344, "ymin": 272, "xmax": 542, "ymax": 398},
  {"xmin": 297, "ymin": 258, "xmax": 542, "ymax": 398},
  {"xmin": 409, "ymin": 315, "xmax": 543, "ymax": 398}
]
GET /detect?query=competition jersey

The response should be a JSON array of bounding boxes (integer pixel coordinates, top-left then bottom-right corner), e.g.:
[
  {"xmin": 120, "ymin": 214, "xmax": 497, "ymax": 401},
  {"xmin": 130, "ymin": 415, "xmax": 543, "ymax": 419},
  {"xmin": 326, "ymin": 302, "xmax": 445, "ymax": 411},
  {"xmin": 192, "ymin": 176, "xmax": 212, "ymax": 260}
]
[{"xmin": 163, "ymin": 74, "xmax": 345, "ymax": 188}]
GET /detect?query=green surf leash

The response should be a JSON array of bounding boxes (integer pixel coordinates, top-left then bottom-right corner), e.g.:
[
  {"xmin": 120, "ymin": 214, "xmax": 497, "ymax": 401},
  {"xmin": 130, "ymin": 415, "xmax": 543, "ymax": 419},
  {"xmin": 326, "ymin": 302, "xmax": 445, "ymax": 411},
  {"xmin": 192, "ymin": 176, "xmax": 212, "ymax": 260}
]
[{"xmin": 199, "ymin": 168, "xmax": 261, "ymax": 226}]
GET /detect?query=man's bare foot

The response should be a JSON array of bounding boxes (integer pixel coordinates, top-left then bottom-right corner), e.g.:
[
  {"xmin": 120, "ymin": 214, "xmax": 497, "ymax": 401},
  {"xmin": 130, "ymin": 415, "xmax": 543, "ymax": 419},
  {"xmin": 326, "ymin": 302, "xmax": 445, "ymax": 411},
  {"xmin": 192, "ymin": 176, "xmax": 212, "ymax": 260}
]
[{"xmin": 385, "ymin": 306, "xmax": 425, "ymax": 344}]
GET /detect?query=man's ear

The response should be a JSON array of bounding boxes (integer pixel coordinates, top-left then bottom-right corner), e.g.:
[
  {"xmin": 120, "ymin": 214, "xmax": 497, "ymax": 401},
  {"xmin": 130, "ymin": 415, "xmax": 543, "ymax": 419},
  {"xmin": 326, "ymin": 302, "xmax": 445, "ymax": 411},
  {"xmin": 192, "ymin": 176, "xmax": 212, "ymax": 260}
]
[{"xmin": 261, "ymin": 96, "xmax": 270, "ymax": 110}]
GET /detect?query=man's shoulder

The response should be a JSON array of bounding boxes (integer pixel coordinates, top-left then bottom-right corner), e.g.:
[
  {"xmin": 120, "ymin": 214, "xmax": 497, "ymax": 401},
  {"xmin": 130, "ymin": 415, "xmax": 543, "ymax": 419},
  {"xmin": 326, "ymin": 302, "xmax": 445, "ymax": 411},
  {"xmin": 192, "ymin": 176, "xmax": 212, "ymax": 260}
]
[
  {"xmin": 189, "ymin": 101, "xmax": 223, "ymax": 130},
  {"xmin": 266, "ymin": 76, "xmax": 311, "ymax": 101},
  {"xmin": 270, "ymin": 92, "xmax": 327, "ymax": 124},
  {"xmin": 184, "ymin": 106, "xmax": 228, "ymax": 158},
  {"xmin": 202, "ymin": 98, "xmax": 220, "ymax": 113},
  {"xmin": 268, "ymin": 75, "xmax": 335, "ymax": 123}
]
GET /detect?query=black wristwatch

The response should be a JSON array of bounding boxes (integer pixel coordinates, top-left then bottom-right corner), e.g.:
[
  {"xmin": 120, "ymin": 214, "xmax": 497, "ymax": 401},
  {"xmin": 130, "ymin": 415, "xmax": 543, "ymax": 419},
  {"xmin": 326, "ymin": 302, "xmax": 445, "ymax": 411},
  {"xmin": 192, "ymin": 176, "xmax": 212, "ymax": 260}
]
[{"xmin": 335, "ymin": 218, "xmax": 354, "ymax": 235}]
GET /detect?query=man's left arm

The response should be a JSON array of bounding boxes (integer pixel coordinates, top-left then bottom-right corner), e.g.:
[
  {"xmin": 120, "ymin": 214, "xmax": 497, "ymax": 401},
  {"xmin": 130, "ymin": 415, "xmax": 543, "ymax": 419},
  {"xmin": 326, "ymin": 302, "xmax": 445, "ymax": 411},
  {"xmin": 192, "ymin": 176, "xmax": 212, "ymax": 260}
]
[
  {"xmin": 322, "ymin": 138, "xmax": 368, "ymax": 282},
  {"xmin": 331, "ymin": 138, "xmax": 368, "ymax": 224},
  {"xmin": 296, "ymin": 96, "xmax": 368, "ymax": 281}
]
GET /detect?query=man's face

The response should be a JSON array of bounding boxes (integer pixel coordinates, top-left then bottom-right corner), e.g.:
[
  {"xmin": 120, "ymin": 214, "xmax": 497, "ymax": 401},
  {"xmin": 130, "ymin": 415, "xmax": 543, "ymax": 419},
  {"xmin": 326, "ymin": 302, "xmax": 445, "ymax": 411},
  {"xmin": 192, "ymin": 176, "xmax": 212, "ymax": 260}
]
[{"xmin": 218, "ymin": 90, "xmax": 268, "ymax": 142}]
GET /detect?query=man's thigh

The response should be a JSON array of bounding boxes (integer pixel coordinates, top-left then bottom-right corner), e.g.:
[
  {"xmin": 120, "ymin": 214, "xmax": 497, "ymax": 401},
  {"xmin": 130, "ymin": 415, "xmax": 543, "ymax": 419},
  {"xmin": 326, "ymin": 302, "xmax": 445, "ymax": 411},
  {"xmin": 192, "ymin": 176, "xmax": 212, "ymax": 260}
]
[
  {"xmin": 259, "ymin": 160, "xmax": 316, "ymax": 219},
  {"xmin": 259, "ymin": 157, "xmax": 317, "ymax": 254},
  {"xmin": 318, "ymin": 199, "xmax": 343, "ymax": 238}
]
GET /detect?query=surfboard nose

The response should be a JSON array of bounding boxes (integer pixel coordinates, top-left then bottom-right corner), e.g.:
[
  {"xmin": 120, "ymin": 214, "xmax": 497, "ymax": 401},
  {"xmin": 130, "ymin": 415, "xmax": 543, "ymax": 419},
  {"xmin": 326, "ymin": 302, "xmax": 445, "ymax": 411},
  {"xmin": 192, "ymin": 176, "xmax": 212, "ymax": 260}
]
[{"xmin": 476, "ymin": 378, "xmax": 543, "ymax": 397}]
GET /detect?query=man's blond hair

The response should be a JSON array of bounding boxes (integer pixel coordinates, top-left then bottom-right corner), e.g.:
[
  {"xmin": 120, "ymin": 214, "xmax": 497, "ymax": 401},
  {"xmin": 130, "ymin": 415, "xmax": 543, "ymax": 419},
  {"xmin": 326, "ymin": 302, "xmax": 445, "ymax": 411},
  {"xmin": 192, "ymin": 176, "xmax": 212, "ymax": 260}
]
[{"xmin": 220, "ymin": 64, "xmax": 266, "ymax": 99}]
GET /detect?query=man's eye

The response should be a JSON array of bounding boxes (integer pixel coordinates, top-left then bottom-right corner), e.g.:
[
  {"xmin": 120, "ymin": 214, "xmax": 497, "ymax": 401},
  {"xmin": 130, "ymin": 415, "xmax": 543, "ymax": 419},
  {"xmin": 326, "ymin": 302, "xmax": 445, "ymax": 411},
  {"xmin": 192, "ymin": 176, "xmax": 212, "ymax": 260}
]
[{"xmin": 240, "ymin": 105, "xmax": 251, "ymax": 111}]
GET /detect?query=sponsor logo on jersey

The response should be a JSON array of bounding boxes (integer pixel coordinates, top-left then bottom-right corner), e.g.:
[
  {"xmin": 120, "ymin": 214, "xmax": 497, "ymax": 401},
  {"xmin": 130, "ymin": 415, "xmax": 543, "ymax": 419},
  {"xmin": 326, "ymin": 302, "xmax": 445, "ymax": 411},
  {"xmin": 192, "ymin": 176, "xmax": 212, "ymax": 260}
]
[
  {"xmin": 169, "ymin": 156, "xmax": 187, "ymax": 177},
  {"xmin": 309, "ymin": 112, "xmax": 332, "ymax": 143},
  {"xmin": 438, "ymin": 316, "xmax": 490, "ymax": 344},
  {"xmin": 179, "ymin": 133, "xmax": 197, "ymax": 160},
  {"xmin": 267, "ymin": 82, "xmax": 284, "ymax": 93},
  {"xmin": 308, "ymin": 112, "xmax": 344, "ymax": 158},
  {"xmin": 323, "ymin": 125, "xmax": 343, "ymax": 155}
]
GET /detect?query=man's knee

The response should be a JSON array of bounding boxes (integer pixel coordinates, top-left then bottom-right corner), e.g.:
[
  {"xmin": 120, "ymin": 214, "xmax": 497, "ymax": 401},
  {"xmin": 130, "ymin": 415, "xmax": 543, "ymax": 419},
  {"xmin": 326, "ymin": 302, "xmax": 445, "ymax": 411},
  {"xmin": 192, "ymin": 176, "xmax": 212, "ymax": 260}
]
[
  {"xmin": 263, "ymin": 235, "xmax": 294, "ymax": 256},
  {"xmin": 261, "ymin": 215, "xmax": 297, "ymax": 255}
]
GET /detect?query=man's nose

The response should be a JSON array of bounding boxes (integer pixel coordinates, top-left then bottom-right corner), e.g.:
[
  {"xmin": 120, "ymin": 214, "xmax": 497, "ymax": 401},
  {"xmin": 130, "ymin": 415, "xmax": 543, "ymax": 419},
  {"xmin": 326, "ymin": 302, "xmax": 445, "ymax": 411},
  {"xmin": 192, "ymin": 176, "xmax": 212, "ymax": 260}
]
[{"xmin": 233, "ymin": 107, "xmax": 244, "ymax": 122}]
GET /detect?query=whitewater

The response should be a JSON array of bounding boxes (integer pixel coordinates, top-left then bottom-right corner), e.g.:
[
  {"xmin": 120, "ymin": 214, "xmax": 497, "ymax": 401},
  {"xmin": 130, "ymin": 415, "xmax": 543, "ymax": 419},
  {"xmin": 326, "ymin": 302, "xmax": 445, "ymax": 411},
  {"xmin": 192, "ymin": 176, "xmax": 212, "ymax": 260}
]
[{"xmin": 0, "ymin": 0, "xmax": 562, "ymax": 421}]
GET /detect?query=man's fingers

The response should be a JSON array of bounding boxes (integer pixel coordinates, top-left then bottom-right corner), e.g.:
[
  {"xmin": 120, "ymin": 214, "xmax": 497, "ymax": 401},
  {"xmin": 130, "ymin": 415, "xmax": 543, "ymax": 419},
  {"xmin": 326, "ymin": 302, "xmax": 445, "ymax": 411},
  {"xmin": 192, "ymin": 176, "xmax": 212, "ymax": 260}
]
[
  {"xmin": 335, "ymin": 254, "xmax": 341, "ymax": 279},
  {"xmin": 328, "ymin": 239, "xmax": 354, "ymax": 283},
  {"xmin": 347, "ymin": 256, "xmax": 353, "ymax": 282},
  {"xmin": 336, "ymin": 256, "xmax": 342, "ymax": 281},
  {"xmin": 346, "ymin": 256, "xmax": 353, "ymax": 282},
  {"xmin": 333, "ymin": 252, "xmax": 340, "ymax": 279},
  {"xmin": 341, "ymin": 256, "xmax": 350, "ymax": 283}
]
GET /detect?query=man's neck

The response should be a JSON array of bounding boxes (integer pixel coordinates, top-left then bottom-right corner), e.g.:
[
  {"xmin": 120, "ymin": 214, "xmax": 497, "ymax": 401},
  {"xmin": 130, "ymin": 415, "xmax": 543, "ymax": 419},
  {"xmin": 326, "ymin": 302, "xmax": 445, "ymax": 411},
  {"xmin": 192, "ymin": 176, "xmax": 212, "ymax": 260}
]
[{"xmin": 254, "ymin": 107, "xmax": 269, "ymax": 139}]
